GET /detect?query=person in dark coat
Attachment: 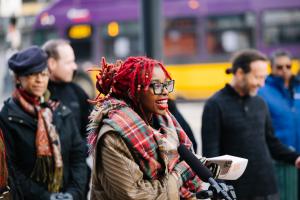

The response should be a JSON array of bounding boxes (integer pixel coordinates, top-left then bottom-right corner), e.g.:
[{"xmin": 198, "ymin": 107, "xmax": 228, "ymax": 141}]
[
  {"xmin": 201, "ymin": 49, "xmax": 300, "ymax": 200},
  {"xmin": 0, "ymin": 46, "xmax": 88, "ymax": 200},
  {"xmin": 42, "ymin": 39, "xmax": 91, "ymax": 138}
]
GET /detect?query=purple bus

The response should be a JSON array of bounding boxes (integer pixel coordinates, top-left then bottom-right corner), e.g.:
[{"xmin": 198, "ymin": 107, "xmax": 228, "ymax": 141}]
[{"xmin": 33, "ymin": 0, "xmax": 300, "ymax": 99}]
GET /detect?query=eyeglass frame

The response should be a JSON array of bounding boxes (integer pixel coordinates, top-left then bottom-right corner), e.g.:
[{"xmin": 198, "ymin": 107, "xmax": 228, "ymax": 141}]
[{"xmin": 149, "ymin": 80, "xmax": 175, "ymax": 95}]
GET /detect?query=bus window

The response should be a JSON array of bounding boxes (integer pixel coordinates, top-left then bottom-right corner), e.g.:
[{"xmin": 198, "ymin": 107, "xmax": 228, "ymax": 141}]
[
  {"xmin": 263, "ymin": 9, "xmax": 300, "ymax": 46},
  {"xmin": 101, "ymin": 21, "xmax": 140, "ymax": 62},
  {"xmin": 67, "ymin": 24, "xmax": 93, "ymax": 62},
  {"xmin": 164, "ymin": 17, "xmax": 198, "ymax": 64},
  {"xmin": 205, "ymin": 13, "xmax": 255, "ymax": 55},
  {"xmin": 32, "ymin": 28, "xmax": 58, "ymax": 46}
]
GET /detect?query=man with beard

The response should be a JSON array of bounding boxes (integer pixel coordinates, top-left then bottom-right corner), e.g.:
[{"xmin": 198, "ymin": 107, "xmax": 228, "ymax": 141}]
[{"xmin": 201, "ymin": 49, "xmax": 300, "ymax": 200}]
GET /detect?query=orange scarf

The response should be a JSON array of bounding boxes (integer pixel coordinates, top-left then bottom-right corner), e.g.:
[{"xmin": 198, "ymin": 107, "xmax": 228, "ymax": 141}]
[{"xmin": 13, "ymin": 89, "xmax": 63, "ymax": 192}]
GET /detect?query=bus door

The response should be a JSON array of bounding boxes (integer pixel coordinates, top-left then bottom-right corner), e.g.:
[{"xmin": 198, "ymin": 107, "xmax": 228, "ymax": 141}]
[{"xmin": 67, "ymin": 24, "xmax": 93, "ymax": 65}]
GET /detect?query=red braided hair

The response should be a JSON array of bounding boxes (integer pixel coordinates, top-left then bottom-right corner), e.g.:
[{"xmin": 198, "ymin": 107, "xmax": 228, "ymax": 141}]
[{"xmin": 93, "ymin": 56, "xmax": 171, "ymax": 105}]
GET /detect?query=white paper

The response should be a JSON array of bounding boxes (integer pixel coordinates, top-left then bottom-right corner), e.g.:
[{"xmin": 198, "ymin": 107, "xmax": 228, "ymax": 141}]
[{"xmin": 206, "ymin": 155, "xmax": 248, "ymax": 180}]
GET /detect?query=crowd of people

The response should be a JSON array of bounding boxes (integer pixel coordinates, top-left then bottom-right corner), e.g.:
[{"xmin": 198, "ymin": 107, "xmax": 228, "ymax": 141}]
[{"xmin": 0, "ymin": 37, "xmax": 300, "ymax": 200}]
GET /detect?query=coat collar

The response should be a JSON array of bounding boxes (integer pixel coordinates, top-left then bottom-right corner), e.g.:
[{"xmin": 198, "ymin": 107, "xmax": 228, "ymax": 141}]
[
  {"xmin": 224, "ymin": 84, "xmax": 251, "ymax": 100},
  {"xmin": 265, "ymin": 75, "xmax": 285, "ymax": 89},
  {"xmin": 266, "ymin": 75, "xmax": 300, "ymax": 92},
  {"xmin": 3, "ymin": 98, "xmax": 36, "ymax": 127}
]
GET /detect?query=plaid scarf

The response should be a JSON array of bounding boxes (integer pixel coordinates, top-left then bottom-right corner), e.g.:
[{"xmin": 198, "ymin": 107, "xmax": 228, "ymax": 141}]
[
  {"xmin": 88, "ymin": 98, "xmax": 202, "ymax": 198},
  {"xmin": 0, "ymin": 129, "xmax": 8, "ymax": 189},
  {"xmin": 13, "ymin": 89, "xmax": 63, "ymax": 192}
]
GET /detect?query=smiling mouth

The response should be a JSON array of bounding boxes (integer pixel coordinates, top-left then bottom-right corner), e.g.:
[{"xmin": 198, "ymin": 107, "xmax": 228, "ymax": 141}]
[{"xmin": 156, "ymin": 99, "xmax": 168, "ymax": 110}]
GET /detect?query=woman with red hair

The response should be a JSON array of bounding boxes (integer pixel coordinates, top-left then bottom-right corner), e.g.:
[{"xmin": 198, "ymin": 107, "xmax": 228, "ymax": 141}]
[{"xmin": 88, "ymin": 56, "xmax": 205, "ymax": 199}]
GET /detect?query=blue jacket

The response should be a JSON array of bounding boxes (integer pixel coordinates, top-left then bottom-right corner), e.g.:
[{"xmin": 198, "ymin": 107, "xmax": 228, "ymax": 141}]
[{"xmin": 258, "ymin": 75, "xmax": 300, "ymax": 152}]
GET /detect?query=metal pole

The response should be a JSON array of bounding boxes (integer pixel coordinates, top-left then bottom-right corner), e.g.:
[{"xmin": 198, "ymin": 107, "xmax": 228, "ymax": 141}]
[{"xmin": 140, "ymin": 0, "xmax": 163, "ymax": 60}]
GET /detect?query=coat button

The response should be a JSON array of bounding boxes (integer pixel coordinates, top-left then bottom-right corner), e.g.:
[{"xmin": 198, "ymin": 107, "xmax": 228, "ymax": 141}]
[
  {"xmin": 19, "ymin": 120, "xmax": 23, "ymax": 123},
  {"xmin": 8, "ymin": 117, "xmax": 12, "ymax": 121}
]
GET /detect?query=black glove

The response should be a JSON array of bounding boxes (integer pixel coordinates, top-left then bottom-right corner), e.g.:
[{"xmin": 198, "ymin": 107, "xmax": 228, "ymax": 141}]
[
  {"xmin": 206, "ymin": 162, "xmax": 221, "ymax": 179},
  {"xmin": 50, "ymin": 193, "xmax": 73, "ymax": 200},
  {"xmin": 197, "ymin": 156, "xmax": 221, "ymax": 179}
]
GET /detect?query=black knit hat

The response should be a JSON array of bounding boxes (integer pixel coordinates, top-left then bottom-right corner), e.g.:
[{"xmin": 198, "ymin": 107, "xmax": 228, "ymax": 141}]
[{"xmin": 8, "ymin": 46, "xmax": 48, "ymax": 76}]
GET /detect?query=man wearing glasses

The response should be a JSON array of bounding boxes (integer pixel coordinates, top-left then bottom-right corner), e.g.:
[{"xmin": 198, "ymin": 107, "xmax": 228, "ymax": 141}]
[{"xmin": 258, "ymin": 49, "xmax": 300, "ymax": 200}]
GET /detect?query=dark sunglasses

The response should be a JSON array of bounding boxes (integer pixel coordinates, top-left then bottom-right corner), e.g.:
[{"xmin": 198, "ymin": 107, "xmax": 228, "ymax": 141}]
[
  {"xmin": 276, "ymin": 64, "xmax": 291, "ymax": 70},
  {"xmin": 149, "ymin": 80, "xmax": 175, "ymax": 95}
]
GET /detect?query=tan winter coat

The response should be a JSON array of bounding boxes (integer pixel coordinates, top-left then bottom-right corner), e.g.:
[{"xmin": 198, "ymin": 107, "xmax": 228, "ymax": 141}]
[{"xmin": 90, "ymin": 124, "xmax": 192, "ymax": 200}]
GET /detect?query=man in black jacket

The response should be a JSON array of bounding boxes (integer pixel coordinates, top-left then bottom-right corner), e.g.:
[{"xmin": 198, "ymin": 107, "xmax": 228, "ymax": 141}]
[
  {"xmin": 42, "ymin": 39, "xmax": 91, "ymax": 138},
  {"xmin": 201, "ymin": 49, "xmax": 300, "ymax": 200}
]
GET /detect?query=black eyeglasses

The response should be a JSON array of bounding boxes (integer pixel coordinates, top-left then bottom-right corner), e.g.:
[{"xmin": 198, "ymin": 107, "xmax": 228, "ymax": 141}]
[
  {"xmin": 149, "ymin": 80, "xmax": 175, "ymax": 95},
  {"xmin": 276, "ymin": 64, "xmax": 291, "ymax": 70}
]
